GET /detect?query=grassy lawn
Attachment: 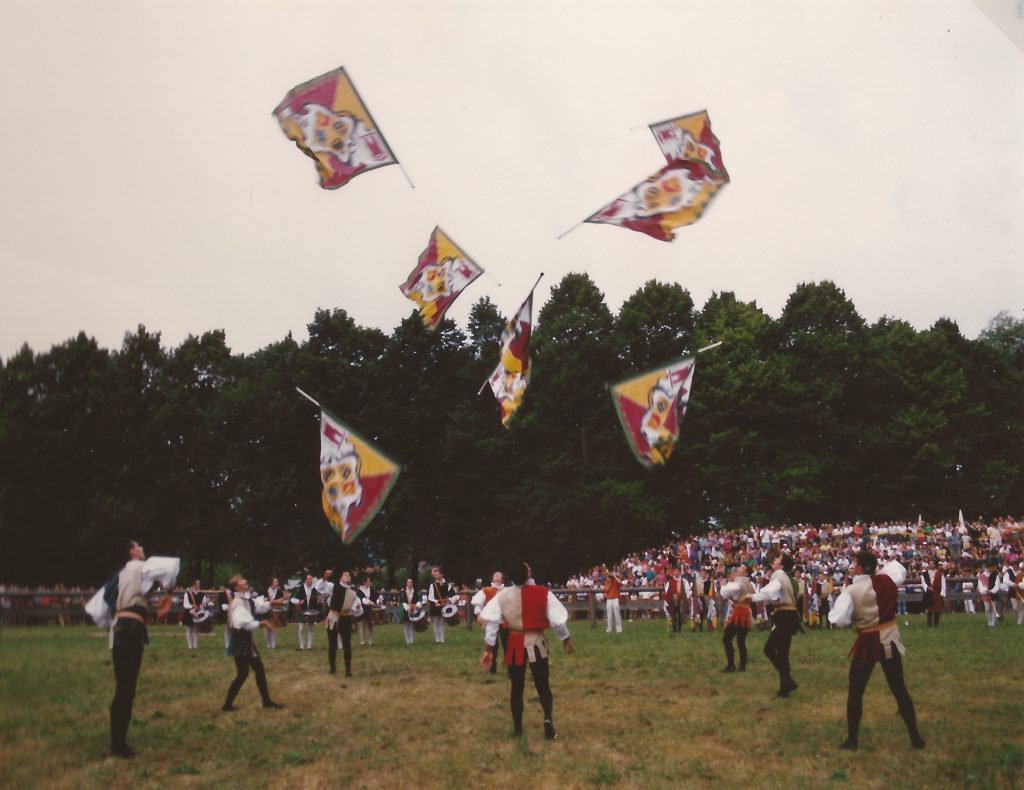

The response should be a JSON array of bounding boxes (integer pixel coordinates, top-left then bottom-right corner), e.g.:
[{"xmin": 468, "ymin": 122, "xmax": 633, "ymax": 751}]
[{"xmin": 0, "ymin": 615, "xmax": 1021, "ymax": 788}]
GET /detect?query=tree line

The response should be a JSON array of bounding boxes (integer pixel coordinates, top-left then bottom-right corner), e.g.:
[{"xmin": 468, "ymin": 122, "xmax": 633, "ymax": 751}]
[{"xmin": 1, "ymin": 275, "xmax": 1021, "ymax": 586}]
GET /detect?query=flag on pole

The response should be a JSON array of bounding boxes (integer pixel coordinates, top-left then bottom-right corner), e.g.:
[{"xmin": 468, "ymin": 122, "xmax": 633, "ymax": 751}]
[
  {"xmin": 399, "ymin": 227, "xmax": 483, "ymax": 331},
  {"xmin": 585, "ymin": 159, "xmax": 726, "ymax": 242},
  {"xmin": 273, "ymin": 67, "xmax": 397, "ymax": 190},
  {"xmin": 649, "ymin": 110, "xmax": 729, "ymax": 178},
  {"xmin": 611, "ymin": 357, "xmax": 696, "ymax": 467},
  {"xmin": 319, "ymin": 409, "xmax": 401, "ymax": 544},
  {"xmin": 958, "ymin": 509, "xmax": 966, "ymax": 530},
  {"xmin": 488, "ymin": 291, "xmax": 534, "ymax": 428}
]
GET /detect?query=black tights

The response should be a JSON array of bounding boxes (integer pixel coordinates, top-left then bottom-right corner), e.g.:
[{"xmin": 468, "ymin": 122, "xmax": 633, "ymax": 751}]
[
  {"xmin": 488, "ymin": 628, "xmax": 509, "ymax": 674},
  {"xmin": 763, "ymin": 611, "xmax": 799, "ymax": 686},
  {"xmin": 926, "ymin": 610, "xmax": 941, "ymax": 627},
  {"xmin": 224, "ymin": 655, "xmax": 271, "ymax": 707},
  {"xmin": 846, "ymin": 653, "xmax": 922, "ymax": 745},
  {"xmin": 328, "ymin": 618, "xmax": 352, "ymax": 674},
  {"xmin": 507, "ymin": 655, "xmax": 553, "ymax": 732},
  {"xmin": 110, "ymin": 639, "xmax": 144, "ymax": 747},
  {"xmin": 723, "ymin": 625, "xmax": 748, "ymax": 668}
]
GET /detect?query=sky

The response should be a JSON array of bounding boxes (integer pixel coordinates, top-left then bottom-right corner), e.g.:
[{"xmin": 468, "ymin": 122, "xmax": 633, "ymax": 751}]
[{"xmin": 1, "ymin": 0, "xmax": 1022, "ymax": 361}]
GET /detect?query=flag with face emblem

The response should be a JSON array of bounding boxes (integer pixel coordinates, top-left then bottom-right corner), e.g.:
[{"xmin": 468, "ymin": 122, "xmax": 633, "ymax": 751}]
[
  {"xmin": 319, "ymin": 409, "xmax": 401, "ymax": 544},
  {"xmin": 274, "ymin": 67, "xmax": 397, "ymax": 190},
  {"xmin": 487, "ymin": 291, "xmax": 534, "ymax": 428},
  {"xmin": 583, "ymin": 110, "xmax": 727, "ymax": 242},
  {"xmin": 399, "ymin": 227, "xmax": 484, "ymax": 330},
  {"xmin": 610, "ymin": 357, "xmax": 696, "ymax": 467}
]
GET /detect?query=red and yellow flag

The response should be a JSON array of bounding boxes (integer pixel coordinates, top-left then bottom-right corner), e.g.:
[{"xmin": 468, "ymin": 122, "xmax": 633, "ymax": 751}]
[
  {"xmin": 274, "ymin": 67, "xmax": 397, "ymax": 190},
  {"xmin": 610, "ymin": 358, "xmax": 696, "ymax": 467},
  {"xmin": 649, "ymin": 110, "xmax": 729, "ymax": 177},
  {"xmin": 399, "ymin": 227, "xmax": 483, "ymax": 331},
  {"xmin": 319, "ymin": 409, "xmax": 401, "ymax": 544},
  {"xmin": 488, "ymin": 292, "xmax": 534, "ymax": 428}
]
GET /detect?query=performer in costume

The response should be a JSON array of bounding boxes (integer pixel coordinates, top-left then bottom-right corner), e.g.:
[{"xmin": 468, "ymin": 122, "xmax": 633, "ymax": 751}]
[
  {"xmin": 752, "ymin": 553, "xmax": 802, "ymax": 697},
  {"xmin": 325, "ymin": 570, "xmax": 363, "ymax": 676},
  {"xmin": 355, "ymin": 575, "xmax": 378, "ymax": 646},
  {"xmin": 663, "ymin": 566, "xmax": 689, "ymax": 633},
  {"xmin": 1013, "ymin": 563, "xmax": 1024, "ymax": 626},
  {"xmin": 291, "ymin": 573, "xmax": 321, "ymax": 650},
  {"xmin": 85, "ymin": 540, "xmax": 179, "ymax": 758},
  {"xmin": 828, "ymin": 550, "xmax": 925, "ymax": 751},
  {"xmin": 399, "ymin": 578, "xmax": 424, "ymax": 645},
  {"xmin": 264, "ymin": 577, "xmax": 287, "ymax": 649},
  {"xmin": 720, "ymin": 565, "xmax": 754, "ymax": 672},
  {"xmin": 920, "ymin": 560, "xmax": 946, "ymax": 627},
  {"xmin": 978, "ymin": 561, "xmax": 1000, "ymax": 627},
  {"xmin": 222, "ymin": 575, "xmax": 283, "ymax": 711},
  {"xmin": 602, "ymin": 568, "xmax": 622, "ymax": 634},
  {"xmin": 471, "ymin": 572, "xmax": 507, "ymax": 672},
  {"xmin": 182, "ymin": 579, "xmax": 202, "ymax": 651},
  {"xmin": 216, "ymin": 586, "xmax": 231, "ymax": 650},
  {"xmin": 479, "ymin": 563, "xmax": 573, "ymax": 740},
  {"xmin": 427, "ymin": 566, "xmax": 453, "ymax": 644}
]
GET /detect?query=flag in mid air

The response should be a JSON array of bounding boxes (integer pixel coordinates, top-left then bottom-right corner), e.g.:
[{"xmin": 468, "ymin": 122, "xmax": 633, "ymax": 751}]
[
  {"xmin": 585, "ymin": 110, "xmax": 728, "ymax": 242},
  {"xmin": 274, "ymin": 67, "xmax": 397, "ymax": 190},
  {"xmin": 319, "ymin": 409, "xmax": 401, "ymax": 544},
  {"xmin": 488, "ymin": 291, "xmax": 534, "ymax": 428},
  {"xmin": 611, "ymin": 357, "xmax": 696, "ymax": 467},
  {"xmin": 399, "ymin": 227, "xmax": 484, "ymax": 330}
]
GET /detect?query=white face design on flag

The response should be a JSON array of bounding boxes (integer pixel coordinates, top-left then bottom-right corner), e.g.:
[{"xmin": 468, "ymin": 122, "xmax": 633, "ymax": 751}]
[
  {"xmin": 626, "ymin": 168, "xmax": 705, "ymax": 217},
  {"xmin": 653, "ymin": 126, "xmax": 717, "ymax": 167},
  {"xmin": 641, "ymin": 377, "xmax": 676, "ymax": 452},
  {"xmin": 296, "ymin": 104, "xmax": 370, "ymax": 166},
  {"xmin": 321, "ymin": 426, "xmax": 364, "ymax": 529}
]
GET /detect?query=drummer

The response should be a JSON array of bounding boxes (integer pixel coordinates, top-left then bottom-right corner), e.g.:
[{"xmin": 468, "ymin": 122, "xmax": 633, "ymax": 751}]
[
  {"xmin": 355, "ymin": 575, "xmax": 378, "ymax": 647},
  {"xmin": 182, "ymin": 579, "xmax": 202, "ymax": 651},
  {"xmin": 291, "ymin": 574, "xmax": 321, "ymax": 651},
  {"xmin": 397, "ymin": 579, "xmax": 421, "ymax": 645},
  {"xmin": 264, "ymin": 578, "xmax": 287, "ymax": 649},
  {"xmin": 428, "ymin": 567, "xmax": 455, "ymax": 644}
]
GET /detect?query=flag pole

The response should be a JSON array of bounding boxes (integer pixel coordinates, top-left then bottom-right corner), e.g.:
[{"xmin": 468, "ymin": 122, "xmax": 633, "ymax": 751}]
[
  {"xmin": 556, "ymin": 220, "xmax": 584, "ymax": 240},
  {"xmin": 295, "ymin": 387, "xmax": 322, "ymax": 408},
  {"xmin": 397, "ymin": 162, "xmax": 415, "ymax": 189},
  {"xmin": 695, "ymin": 341, "xmax": 723, "ymax": 354},
  {"xmin": 477, "ymin": 272, "xmax": 545, "ymax": 395}
]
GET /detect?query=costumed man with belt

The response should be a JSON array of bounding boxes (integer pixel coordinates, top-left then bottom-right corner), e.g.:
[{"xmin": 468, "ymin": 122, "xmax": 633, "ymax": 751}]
[
  {"xmin": 602, "ymin": 568, "xmax": 622, "ymax": 634},
  {"xmin": 221, "ymin": 575, "xmax": 283, "ymax": 711},
  {"xmin": 828, "ymin": 550, "xmax": 925, "ymax": 751},
  {"xmin": 399, "ymin": 578, "xmax": 424, "ymax": 646},
  {"xmin": 752, "ymin": 552, "xmax": 802, "ymax": 698},
  {"xmin": 978, "ymin": 561, "xmax": 1000, "ymax": 627},
  {"xmin": 325, "ymin": 570, "xmax": 363, "ymax": 676},
  {"xmin": 692, "ymin": 568, "xmax": 712, "ymax": 632},
  {"xmin": 478, "ymin": 563, "xmax": 574, "ymax": 740},
  {"xmin": 182, "ymin": 579, "xmax": 202, "ymax": 651},
  {"xmin": 720, "ymin": 564, "xmax": 754, "ymax": 672},
  {"xmin": 663, "ymin": 567, "xmax": 688, "ymax": 634},
  {"xmin": 920, "ymin": 560, "xmax": 946, "ymax": 628},
  {"xmin": 216, "ymin": 586, "xmax": 231, "ymax": 651},
  {"xmin": 355, "ymin": 575, "xmax": 378, "ymax": 647},
  {"xmin": 471, "ymin": 572, "xmax": 507, "ymax": 672},
  {"xmin": 427, "ymin": 566, "xmax": 453, "ymax": 644},
  {"xmin": 85, "ymin": 540, "xmax": 179, "ymax": 758}
]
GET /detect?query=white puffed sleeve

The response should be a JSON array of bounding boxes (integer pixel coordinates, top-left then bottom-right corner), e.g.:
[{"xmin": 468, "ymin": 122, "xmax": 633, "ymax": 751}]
[
  {"xmin": 720, "ymin": 581, "xmax": 742, "ymax": 602},
  {"xmin": 480, "ymin": 593, "xmax": 503, "ymax": 647},
  {"xmin": 85, "ymin": 589, "xmax": 112, "ymax": 628},
  {"xmin": 880, "ymin": 560, "xmax": 906, "ymax": 587},
  {"xmin": 828, "ymin": 588, "xmax": 854, "ymax": 628},
  {"xmin": 752, "ymin": 579, "xmax": 782, "ymax": 604},
  {"xmin": 140, "ymin": 557, "xmax": 180, "ymax": 594},
  {"xmin": 251, "ymin": 595, "xmax": 271, "ymax": 616},
  {"xmin": 547, "ymin": 590, "xmax": 570, "ymax": 642}
]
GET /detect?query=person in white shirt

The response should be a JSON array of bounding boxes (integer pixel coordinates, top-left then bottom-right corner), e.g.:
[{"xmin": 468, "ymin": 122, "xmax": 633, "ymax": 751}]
[
  {"xmin": 85, "ymin": 540, "xmax": 179, "ymax": 758},
  {"xmin": 752, "ymin": 553, "xmax": 801, "ymax": 698},
  {"xmin": 427, "ymin": 567, "xmax": 454, "ymax": 644},
  {"xmin": 182, "ymin": 579, "xmax": 202, "ymax": 651},
  {"xmin": 221, "ymin": 575, "xmax": 282, "ymax": 711},
  {"xmin": 479, "ymin": 562, "xmax": 573, "ymax": 740},
  {"xmin": 471, "ymin": 572, "xmax": 507, "ymax": 671},
  {"xmin": 355, "ymin": 576, "xmax": 378, "ymax": 646},
  {"xmin": 324, "ymin": 571, "xmax": 363, "ymax": 676},
  {"xmin": 828, "ymin": 550, "xmax": 924, "ymax": 751},
  {"xmin": 398, "ymin": 578, "xmax": 424, "ymax": 646},
  {"xmin": 290, "ymin": 573, "xmax": 326, "ymax": 650},
  {"xmin": 978, "ymin": 562, "xmax": 1000, "ymax": 627}
]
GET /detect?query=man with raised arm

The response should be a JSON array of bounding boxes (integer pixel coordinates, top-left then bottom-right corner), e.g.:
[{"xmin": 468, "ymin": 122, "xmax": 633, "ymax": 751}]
[{"xmin": 828, "ymin": 549, "xmax": 925, "ymax": 751}]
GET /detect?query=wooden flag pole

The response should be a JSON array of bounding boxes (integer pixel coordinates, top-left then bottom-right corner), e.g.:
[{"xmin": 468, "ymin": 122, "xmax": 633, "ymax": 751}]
[
  {"xmin": 295, "ymin": 387, "xmax": 322, "ymax": 408},
  {"xmin": 695, "ymin": 341, "xmax": 723, "ymax": 354},
  {"xmin": 477, "ymin": 272, "xmax": 545, "ymax": 395}
]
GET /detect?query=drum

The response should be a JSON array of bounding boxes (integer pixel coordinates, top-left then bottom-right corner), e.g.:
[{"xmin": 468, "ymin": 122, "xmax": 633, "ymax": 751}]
[
  {"xmin": 441, "ymin": 602, "xmax": 460, "ymax": 627},
  {"xmin": 193, "ymin": 608, "xmax": 214, "ymax": 633},
  {"xmin": 302, "ymin": 608, "xmax": 320, "ymax": 624},
  {"xmin": 408, "ymin": 607, "xmax": 428, "ymax": 631},
  {"xmin": 270, "ymin": 606, "xmax": 288, "ymax": 627}
]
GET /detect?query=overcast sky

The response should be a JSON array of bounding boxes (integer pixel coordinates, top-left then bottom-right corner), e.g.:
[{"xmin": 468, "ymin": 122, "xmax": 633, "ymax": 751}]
[{"xmin": 1, "ymin": 0, "xmax": 1021, "ymax": 361}]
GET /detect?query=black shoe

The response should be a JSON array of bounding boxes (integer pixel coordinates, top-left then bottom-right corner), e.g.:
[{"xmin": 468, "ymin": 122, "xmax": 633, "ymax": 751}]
[
  {"xmin": 110, "ymin": 743, "xmax": 136, "ymax": 759},
  {"xmin": 222, "ymin": 703, "xmax": 237, "ymax": 712},
  {"xmin": 776, "ymin": 688, "xmax": 790, "ymax": 698},
  {"xmin": 782, "ymin": 678, "xmax": 799, "ymax": 693},
  {"xmin": 911, "ymin": 735, "xmax": 926, "ymax": 750},
  {"xmin": 840, "ymin": 739, "xmax": 858, "ymax": 751},
  {"xmin": 544, "ymin": 720, "xmax": 557, "ymax": 741},
  {"xmin": 512, "ymin": 726, "xmax": 523, "ymax": 738},
  {"xmin": 345, "ymin": 671, "xmax": 353, "ymax": 678},
  {"xmin": 722, "ymin": 665, "xmax": 736, "ymax": 673},
  {"xmin": 263, "ymin": 701, "xmax": 284, "ymax": 710},
  {"xmin": 738, "ymin": 664, "xmax": 747, "ymax": 672}
]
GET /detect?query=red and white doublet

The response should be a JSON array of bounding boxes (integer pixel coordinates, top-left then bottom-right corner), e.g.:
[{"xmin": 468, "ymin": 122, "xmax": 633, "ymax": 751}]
[
  {"xmin": 829, "ymin": 562, "xmax": 907, "ymax": 661},
  {"xmin": 721, "ymin": 576, "xmax": 754, "ymax": 630},
  {"xmin": 480, "ymin": 584, "xmax": 570, "ymax": 665}
]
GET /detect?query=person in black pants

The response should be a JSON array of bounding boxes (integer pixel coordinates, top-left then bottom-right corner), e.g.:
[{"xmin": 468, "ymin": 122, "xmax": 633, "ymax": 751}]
[
  {"xmin": 753, "ymin": 553, "xmax": 802, "ymax": 697},
  {"xmin": 326, "ymin": 571, "xmax": 363, "ymax": 676},
  {"xmin": 828, "ymin": 550, "xmax": 924, "ymax": 751},
  {"xmin": 222, "ymin": 575, "xmax": 282, "ymax": 711}
]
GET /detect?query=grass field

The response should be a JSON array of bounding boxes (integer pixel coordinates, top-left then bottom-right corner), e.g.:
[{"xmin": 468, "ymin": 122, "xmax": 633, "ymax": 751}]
[{"xmin": 0, "ymin": 615, "xmax": 1021, "ymax": 789}]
